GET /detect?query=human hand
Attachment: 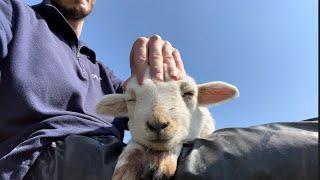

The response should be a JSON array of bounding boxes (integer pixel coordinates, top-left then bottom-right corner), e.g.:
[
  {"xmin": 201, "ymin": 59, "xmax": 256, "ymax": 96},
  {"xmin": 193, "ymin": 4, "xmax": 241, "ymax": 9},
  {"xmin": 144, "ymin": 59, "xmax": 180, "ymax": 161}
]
[{"xmin": 129, "ymin": 34, "xmax": 186, "ymax": 85}]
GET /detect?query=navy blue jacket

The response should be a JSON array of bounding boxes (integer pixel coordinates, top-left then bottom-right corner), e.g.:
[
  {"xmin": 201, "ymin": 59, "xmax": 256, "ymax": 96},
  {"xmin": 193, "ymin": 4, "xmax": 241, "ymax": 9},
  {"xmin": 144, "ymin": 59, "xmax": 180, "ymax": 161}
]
[{"xmin": 0, "ymin": 0, "xmax": 127, "ymax": 179}]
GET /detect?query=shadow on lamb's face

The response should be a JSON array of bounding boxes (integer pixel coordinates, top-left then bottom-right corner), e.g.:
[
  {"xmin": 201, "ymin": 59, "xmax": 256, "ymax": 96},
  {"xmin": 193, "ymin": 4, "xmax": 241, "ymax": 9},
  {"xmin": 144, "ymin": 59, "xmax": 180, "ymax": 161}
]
[{"xmin": 96, "ymin": 75, "xmax": 239, "ymax": 151}]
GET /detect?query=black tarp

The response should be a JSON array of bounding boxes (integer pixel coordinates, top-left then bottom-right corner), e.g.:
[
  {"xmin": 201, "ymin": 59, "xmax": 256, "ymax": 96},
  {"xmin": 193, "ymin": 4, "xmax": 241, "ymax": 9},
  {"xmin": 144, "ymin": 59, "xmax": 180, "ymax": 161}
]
[{"xmin": 25, "ymin": 119, "xmax": 318, "ymax": 180}]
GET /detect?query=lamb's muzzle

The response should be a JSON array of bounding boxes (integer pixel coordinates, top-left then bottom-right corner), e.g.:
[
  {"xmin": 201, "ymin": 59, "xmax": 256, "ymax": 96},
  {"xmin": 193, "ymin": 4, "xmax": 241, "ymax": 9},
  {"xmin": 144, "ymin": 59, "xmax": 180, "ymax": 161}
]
[{"xmin": 146, "ymin": 121, "xmax": 169, "ymax": 134}]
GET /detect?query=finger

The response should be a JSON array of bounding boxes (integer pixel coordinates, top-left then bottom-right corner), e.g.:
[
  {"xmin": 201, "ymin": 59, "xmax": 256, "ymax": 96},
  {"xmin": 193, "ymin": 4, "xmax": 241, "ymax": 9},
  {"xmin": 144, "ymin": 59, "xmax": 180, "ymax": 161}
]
[
  {"xmin": 122, "ymin": 76, "xmax": 134, "ymax": 90},
  {"xmin": 129, "ymin": 50, "xmax": 135, "ymax": 74},
  {"xmin": 130, "ymin": 37, "xmax": 149, "ymax": 84},
  {"xmin": 162, "ymin": 41, "xmax": 178, "ymax": 80},
  {"xmin": 172, "ymin": 48, "xmax": 186, "ymax": 79},
  {"xmin": 148, "ymin": 34, "xmax": 164, "ymax": 81}
]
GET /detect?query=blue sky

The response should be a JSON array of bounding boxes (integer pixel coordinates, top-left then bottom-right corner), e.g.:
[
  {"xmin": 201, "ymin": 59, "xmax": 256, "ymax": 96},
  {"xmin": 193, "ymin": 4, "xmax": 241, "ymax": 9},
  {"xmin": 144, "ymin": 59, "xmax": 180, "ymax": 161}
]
[{"xmin": 26, "ymin": 0, "xmax": 318, "ymax": 142}]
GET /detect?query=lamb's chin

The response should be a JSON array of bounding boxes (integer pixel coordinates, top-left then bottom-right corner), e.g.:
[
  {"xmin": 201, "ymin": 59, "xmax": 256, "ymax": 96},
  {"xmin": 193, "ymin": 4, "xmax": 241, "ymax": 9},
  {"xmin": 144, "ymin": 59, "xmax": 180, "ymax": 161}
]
[{"xmin": 136, "ymin": 138, "xmax": 178, "ymax": 151}]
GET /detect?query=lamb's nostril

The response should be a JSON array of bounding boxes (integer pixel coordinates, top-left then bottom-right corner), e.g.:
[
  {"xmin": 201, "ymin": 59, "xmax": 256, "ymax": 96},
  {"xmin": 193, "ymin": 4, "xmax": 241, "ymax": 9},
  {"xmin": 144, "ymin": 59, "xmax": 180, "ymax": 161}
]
[
  {"xmin": 146, "ymin": 122, "xmax": 157, "ymax": 132},
  {"xmin": 146, "ymin": 121, "xmax": 169, "ymax": 133},
  {"xmin": 160, "ymin": 122, "xmax": 169, "ymax": 129}
]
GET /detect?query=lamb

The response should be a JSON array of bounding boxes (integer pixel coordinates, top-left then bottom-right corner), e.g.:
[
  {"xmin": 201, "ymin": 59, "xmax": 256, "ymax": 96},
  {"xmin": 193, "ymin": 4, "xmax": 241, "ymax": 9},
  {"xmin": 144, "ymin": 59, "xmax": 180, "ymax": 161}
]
[{"xmin": 96, "ymin": 67, "xmax": 239, "ymax": 180}]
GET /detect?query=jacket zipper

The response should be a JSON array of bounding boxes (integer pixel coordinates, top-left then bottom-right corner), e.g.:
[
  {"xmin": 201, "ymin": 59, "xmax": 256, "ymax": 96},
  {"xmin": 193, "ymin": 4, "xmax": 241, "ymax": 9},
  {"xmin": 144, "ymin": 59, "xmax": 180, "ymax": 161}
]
[{"xmin": 76, "ymin": 46, "xmax": 87, "ymax": 77}]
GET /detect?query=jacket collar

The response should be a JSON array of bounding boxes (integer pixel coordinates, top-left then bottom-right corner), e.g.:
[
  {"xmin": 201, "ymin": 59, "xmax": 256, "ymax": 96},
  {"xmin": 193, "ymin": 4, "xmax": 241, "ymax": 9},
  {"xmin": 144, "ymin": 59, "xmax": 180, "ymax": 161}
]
[{"xmin": 32, "ymin": 0, "xmax": 97, "ymax": 63}]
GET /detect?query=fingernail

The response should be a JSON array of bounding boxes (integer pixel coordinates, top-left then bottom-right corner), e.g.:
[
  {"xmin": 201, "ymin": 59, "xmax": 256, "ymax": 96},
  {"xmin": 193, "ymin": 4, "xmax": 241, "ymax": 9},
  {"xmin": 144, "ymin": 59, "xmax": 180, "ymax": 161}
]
[
  {"xmin": 155, "ymin": 73, "xmax": 163, "ymax": 81},
  {"xmin": 137, "ymin": 77, "xmax": 143, "ymax": 85},
  {"xmin": 170, "ymin": 70, "xmax": 178, "ymax": 77}
]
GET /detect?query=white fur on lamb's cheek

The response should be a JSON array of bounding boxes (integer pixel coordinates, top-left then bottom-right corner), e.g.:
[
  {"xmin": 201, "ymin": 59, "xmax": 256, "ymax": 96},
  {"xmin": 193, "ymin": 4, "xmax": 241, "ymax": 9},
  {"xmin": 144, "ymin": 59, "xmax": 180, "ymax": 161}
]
[
  {"xmin": 178, "ymin": 95, "xmax": 198, "ymax": 140},
  {"xmin": 165, "ymin": 104, "xmax": 191, "ymax": 145},
  {"xmin": 158, "ymin": 85, "xmax": 190, "ymax": 140},
  {"xmin": 177, "ymin": 109, "xmax": 192, "ymax": 142},
  {"xmin": 199, "ymin": 107, "xmax": 215, "ymax": 135},
  {"xmin": 129, "ymin": 85, "xmax": 157, "ymax": 145},
  {"xmin": 188, "ymin": 108, "xmax": 205, "ymax": 139}
]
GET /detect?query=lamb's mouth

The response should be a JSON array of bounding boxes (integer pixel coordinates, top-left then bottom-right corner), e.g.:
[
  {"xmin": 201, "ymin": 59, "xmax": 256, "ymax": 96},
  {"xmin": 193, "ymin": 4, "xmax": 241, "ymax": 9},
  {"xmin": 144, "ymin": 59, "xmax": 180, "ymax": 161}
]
[
  {"xmin": 141, "ymin": 137, "xmax": 175, "ymax": 151},
  {"xmin": 148, "ymin": 137, "xmax": 171, "ymax": 143}
]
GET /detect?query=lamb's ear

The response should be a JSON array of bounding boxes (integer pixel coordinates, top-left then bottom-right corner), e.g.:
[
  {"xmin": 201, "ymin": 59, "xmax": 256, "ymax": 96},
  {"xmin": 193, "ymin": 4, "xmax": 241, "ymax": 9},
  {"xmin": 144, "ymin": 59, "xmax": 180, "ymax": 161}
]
[
  {"xmin": 96, "ymin": 94, "xmax": 128, "ymax": 116},
  {"xmin": 198, "ymin": 81, "xmax": 239, "ymax": 106}
]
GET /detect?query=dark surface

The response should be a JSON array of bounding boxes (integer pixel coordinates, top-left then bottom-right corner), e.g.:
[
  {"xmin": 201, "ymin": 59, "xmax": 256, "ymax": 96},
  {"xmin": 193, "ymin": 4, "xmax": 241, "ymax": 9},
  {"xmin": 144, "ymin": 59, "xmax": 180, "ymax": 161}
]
[
  {"xmin": 25, "ymin": 135, "xmax": 125, "ymax": 180},
  {"xmin": 25, "ymin": 119, "xmax": 318, "ymax": 180},
  {"xmin": 175, "ymin": 119, "xmax": 318, "ymax": 180}
]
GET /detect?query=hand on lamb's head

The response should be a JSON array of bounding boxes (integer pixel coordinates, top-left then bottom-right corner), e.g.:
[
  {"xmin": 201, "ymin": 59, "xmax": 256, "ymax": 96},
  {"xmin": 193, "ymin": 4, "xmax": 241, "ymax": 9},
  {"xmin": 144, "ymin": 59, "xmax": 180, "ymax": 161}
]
[{"xmin": 96, "ymin": 70, "xmax": 239, "ymax": 180}]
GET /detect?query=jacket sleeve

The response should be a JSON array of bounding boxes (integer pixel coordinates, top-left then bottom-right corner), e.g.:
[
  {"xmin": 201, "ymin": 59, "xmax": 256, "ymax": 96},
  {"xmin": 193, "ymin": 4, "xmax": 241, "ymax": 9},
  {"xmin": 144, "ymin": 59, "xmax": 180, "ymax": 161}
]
[
  {"xmin": 105, "ymin": 65, "xmax": 125, "ymax": 94},
  {"xmin": 0, "ymin": 0, "xmax": 13, "ymax": 60}
]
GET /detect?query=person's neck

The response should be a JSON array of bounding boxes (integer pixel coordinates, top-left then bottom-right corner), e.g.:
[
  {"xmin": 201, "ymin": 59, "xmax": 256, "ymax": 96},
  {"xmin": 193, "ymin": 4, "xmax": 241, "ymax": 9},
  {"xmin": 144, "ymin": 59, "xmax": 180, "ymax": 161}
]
[{"xmin": 67, "ymin": 18, "xmax": 85, "ymax": 38}]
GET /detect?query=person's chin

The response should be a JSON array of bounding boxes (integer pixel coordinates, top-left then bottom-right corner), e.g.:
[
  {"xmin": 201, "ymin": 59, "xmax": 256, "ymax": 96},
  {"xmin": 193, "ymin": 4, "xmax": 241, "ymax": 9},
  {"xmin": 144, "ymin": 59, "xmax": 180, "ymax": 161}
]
[
  {"xmin": 54, "ymin": 1, "xmax": 92, "ymax": 19},
  {"xmin": 65, "ymin": 7, "xmax": 90, "ymax": 19}
]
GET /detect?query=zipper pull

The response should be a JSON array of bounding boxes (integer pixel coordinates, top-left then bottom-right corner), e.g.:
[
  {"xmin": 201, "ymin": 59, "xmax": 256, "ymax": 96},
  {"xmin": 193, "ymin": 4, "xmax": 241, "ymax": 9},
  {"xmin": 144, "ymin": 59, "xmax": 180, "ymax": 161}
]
[
  {"xmin": 76, "ymin": 47, "xmax": 87, "ymax": 77},
  {"xmin": 76, "ymin": 47, "xmax": 81, "ymax": 59}
]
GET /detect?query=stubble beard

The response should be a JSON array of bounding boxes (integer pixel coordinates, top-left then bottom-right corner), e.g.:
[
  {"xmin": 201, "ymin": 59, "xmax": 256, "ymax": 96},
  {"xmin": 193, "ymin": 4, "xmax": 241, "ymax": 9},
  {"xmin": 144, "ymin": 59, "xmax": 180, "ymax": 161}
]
[{"xmin": 52, "ymin": 0, "xmax": 94, "ymax": 20}]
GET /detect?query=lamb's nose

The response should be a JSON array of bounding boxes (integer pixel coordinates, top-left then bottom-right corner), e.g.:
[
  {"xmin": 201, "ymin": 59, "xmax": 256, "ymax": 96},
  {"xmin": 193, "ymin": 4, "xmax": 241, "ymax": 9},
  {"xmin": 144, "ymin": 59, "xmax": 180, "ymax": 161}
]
[{"xmin": 146, "ymin": 121, "xmax": 169, "ymax": 133}]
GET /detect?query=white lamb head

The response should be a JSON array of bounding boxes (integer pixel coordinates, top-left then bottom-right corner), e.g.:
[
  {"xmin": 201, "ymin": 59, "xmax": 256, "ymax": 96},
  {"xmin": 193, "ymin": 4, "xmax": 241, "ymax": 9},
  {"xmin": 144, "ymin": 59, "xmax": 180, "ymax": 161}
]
[{"xmin": 96, "ymin": 70, "xmax": 239, "ymax": 151}]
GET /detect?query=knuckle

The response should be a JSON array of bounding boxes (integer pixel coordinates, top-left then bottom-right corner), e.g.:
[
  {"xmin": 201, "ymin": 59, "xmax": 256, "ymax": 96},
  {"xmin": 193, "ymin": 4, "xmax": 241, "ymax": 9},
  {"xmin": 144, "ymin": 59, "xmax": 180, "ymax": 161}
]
[
  {"xmin": 149, "ymin": 53, "xmax": 162, "ymax": 59},
  {"xmin": 151, "ymin": 66, "xmax": 162, "ymax": 73},
  {"xmin": 168, "ymin": 66, "xmax": 176, "ymax": 72},
  {"xmin": 166, "ymin": 59, "xmax": 176, "ymax": 66},
  {"xmin": 167, "ymin": 66, "xmax": 176, "ymax": 73},
  {"xmin": 136, "ymin": 54, "xmax": 147, "ymax": 60},
  {"xmin": 167, "ymin": 61, "xmax": 177, "ymax": 70},
  {"xmin": 136, "ymin": 55, "xmax": 147, "ymax": 60},
  {"xmin": 135, "ymin": 46, "xmax": 147, "ymax": 53},
  {"xmin": 132, "ymin": 48, "xmax": 147, "ymax": 60},
  {"xmin": 163, "ymin": 50, "xmax": 173, "ymax": 57},
  {"xmin": 164, "ymin": 43, "xmax": 173, "ymax": 51},
  {"xmin": 163, "ymin": 54, "xmax": 173, "ymax": 59}
]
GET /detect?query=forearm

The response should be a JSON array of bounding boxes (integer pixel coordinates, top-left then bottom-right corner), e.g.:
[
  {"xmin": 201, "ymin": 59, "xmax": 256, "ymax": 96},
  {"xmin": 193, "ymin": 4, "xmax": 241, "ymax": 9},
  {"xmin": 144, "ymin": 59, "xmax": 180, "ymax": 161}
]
[{"xmin": 0, "ymin": 0, "xmax": 13, "ymax": 60}]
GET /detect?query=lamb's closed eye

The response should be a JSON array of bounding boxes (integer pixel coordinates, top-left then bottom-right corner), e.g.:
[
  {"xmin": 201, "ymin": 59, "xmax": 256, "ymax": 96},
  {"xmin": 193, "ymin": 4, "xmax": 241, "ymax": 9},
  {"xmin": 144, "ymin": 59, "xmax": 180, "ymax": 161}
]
[
  {"xmin": 182, "ymin": 91, "xmax": 195, "ymax": 97},
  {"xmin": 126, "ymin": 97, "xmax": 136, "ymax": 103},
  {"xmin": 124, "ymin": 89, "xmax": 136, "ymax": 102}
]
